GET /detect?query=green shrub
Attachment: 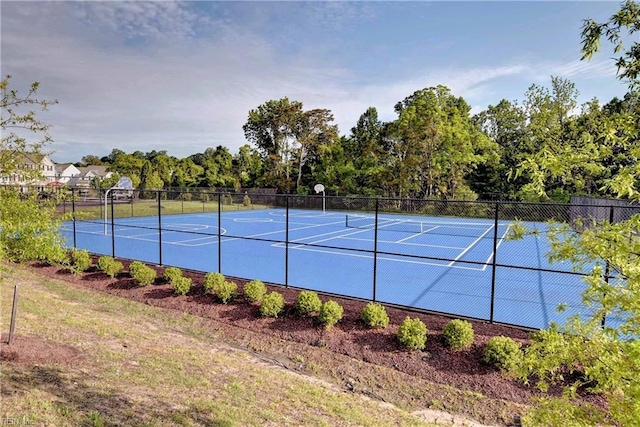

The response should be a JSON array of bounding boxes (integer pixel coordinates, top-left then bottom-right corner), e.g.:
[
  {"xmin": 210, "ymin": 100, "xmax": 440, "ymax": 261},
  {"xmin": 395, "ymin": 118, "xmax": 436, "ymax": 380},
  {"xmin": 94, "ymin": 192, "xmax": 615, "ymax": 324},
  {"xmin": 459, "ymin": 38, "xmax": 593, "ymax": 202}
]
[
  {"xmin": 259, "ymin": 292, "xmax": 285, "ymax": 318},
  {"xmin": 397, "ymin": 317, "xmax": 427, "ymax": 350},
  {"xmin": 213, "ymin": 280, "xmax": 238, "ymax": 304},
  {"xmin": 172, "ymin": 276, "xmax": 192, "ymax": 296},
  {"xmin": 181, "ymin": 192, "xmax": 192, "ymax": 201},
  {"xmin": 443, "ymin": 319, "xmax": 474, "ymax": 350},
  {"xmin": 0, "ymin": 188, "xmax": 68, "ymax": 264},
  {"xmin": 203, "ymin": 272, "xmax": 225, "ymax": 294},
  {"xmin": 163, "ymin": 266, "xmax": 183, "ymax": 284},
  {"xmin": 295, "ymin": 290, "xmax": 322, "ymax": 316},
  {"xmin": 318, "ymin": 300, "xmax": 343, "ymax": 329},
  {"xmin": 69, "ymin": 249, "xmax": 92, "ymax": 275},
  {"xmin": 129, "ymin": 261, "xmax": 156, "ymax": 286},
  {"xmin": 483, "ymin": 336, "xmax": 522, "ymax": 373},
  {"xmin": 243, "ymin": 280, "xmax": 267, "ymax": 304},
  {"xmin": 361, "ymin": 302, "xmax": 390, "ymax": 328},
  {"xmin": 243, "ymin": 193, "xmax": 251, "ymax": 207},
  {"xmin": 97, "ymin": 256, "xmax": 123, "ymax": 278},
  {"xmin": 223, "ymin": 193, "xmax": 233, "ymax": 205}
]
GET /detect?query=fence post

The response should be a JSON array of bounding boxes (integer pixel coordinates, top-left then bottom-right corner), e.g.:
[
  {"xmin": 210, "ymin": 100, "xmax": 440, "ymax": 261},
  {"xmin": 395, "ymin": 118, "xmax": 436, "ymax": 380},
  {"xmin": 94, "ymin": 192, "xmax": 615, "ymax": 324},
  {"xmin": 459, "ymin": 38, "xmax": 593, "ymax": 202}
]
[
  {"xmin": 372, "ymin": 198, "xmax": 379, "ymax": 302},
  {"xmin": 157, "ymin": 190, "xmax": 163, "ymax": 266},
  {"xmin": 218, "ymin": 192, "xmax": 222, "ymax": 274},
  {"xmin": 285, "ymin": 195, "xmax": 290, "ymax": 288},
  {"xmin": 71, "ymin": 188, "xmax": 77, "ymax": 249},
  {"xmin": 489, "ymin": 202, "xmax": 500, "ymax": 323},
  {"xmin": 8, "ymin": 285, "xmax": 18, "ymax": 345},
  {"xmin": 602, "ymin": 206, "xmax": 615, "ymax": 328},
  {"xmin": 110, "ymin": 191, "xmax": 116, "ymax": 258}
]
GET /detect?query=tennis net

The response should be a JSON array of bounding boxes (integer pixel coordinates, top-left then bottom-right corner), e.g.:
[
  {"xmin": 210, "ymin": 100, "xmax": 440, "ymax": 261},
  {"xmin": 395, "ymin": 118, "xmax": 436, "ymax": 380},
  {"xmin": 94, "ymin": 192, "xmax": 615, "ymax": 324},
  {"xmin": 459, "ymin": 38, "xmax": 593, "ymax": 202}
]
[{"xmin": 345, "ymin": 214, "xmax": 501, "ymax": 238}]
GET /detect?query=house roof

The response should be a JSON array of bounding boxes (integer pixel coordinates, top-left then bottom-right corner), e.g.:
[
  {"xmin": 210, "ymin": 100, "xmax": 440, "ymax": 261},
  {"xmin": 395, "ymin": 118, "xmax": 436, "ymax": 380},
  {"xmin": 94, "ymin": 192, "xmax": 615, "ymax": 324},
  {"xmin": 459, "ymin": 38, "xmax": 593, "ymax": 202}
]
[{"xmin": 78, "ymin": 165, "xmax": 110, "ymax": 177}]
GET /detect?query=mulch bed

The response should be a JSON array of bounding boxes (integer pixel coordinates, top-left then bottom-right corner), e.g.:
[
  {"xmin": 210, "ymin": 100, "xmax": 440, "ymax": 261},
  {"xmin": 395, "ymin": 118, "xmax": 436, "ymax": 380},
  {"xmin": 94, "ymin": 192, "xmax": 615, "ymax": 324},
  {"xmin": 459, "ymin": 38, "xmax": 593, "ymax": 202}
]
[{"xmin": 14, "ymin": 258, "xmax": 608, "ymax": 425}]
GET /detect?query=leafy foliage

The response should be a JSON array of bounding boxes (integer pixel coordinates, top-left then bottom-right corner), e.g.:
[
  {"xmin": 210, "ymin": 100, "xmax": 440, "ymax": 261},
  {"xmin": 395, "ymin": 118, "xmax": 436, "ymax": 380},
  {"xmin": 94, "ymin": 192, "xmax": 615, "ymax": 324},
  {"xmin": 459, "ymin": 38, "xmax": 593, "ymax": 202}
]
[
  {"xmin": 97, "ymin": 256, "xmax": 123, "ymax": 279},
  {"xmin": 129, "ymin": 261, "xmax": 156, "ymax": 287},
  {"xmin": 69, "ymin": 249, "xmax": 91, "ymax": 275},
  {"xmin": 318, "ymin": 300, "xmax": 343, "ymax": 329},
  {"xmin": 483, "ymin": 336, "xmax": 522, "ymax": 373},
  {"xmin": 360, "ymin": 302, "xmax": 390, "ymax": 328},
  {"xmin": 294, "ymin": 290, "xmax": 322, "ymax": 316},
  {"xmin": 442, "ymin": 319, "xmax": 474, "ymax": 350},
  {"xmin": 0, "ymin": 189, "xmax": 68, "ymax": 264},
  {"xmin": 243, "ymin": 280, "xmax": 267, "ymax": 304},
  {"xmin": 163, "ymin": 267, "xmax": 183, "ymax": 284},
  {"xmin": 397, "ymin": 317, "xmax": 427, "ymax": 351},
  {"xmin": 1, "ymin": 75, "xmax": 57, "ymax": 178},
  {"xmin": 581, "ymin": 0, "xmax": 640, "ymax": 89},
  {"xmin": 212, "ymin": 280, "xmax": 238, "ymax": 304},
  {"xmin": 203, "ymin": 272, "xmax": 225, "ymax": 294},
  {"xmin": 259, "ymin": 292, "xmax": 285, "ymax": 318},
  {"xmin": 172, "ymin": 276, "xmax": 192, "ymax": 296}
]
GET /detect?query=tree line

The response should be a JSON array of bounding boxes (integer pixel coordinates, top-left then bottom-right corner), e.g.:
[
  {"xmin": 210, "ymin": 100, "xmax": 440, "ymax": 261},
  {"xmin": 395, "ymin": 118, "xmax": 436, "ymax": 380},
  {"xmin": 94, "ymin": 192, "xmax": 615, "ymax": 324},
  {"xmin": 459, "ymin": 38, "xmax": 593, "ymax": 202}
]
[{"xmin": 78, "ymin": 78, "xmax": 638, "ymax": 202}]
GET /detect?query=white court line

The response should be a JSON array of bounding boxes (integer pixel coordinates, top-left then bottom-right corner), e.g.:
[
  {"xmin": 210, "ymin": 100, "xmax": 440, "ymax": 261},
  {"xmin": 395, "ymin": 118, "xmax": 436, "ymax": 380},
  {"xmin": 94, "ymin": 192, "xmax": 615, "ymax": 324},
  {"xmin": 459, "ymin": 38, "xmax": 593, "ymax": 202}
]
[
  {"xmin": 342, "ymin": 237, "xmax": 466, "ymax": 250},
  {"xmin": 288, "ymin": 220, "xmax": 414, "ymax": 249},
  {"xmin": 280, "ymin": 244, "xmax": 486, "ymax": 271},
  {"xmin": 395, "ymin": 226, "xmax": 440, "ymax": 243},
  {"xmin": 481, "ymin": 224, "xmax": 512, "ymax": 271},
  {"xmin": 221, "ymin": 218, "xmax": 348, "ymax": 243},
  {"xmin": 447, "ymin": 225, "xmax": 494, "ymax": 267}
]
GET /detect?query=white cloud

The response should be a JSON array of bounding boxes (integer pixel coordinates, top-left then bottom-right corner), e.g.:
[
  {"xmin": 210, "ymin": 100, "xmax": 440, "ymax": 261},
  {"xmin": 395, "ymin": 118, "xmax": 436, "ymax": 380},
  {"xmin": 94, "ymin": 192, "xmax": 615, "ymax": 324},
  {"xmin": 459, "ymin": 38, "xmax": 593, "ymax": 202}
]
[{"xmin": 1, "ymin": 2, "xmax": 627, "ymax": 163}]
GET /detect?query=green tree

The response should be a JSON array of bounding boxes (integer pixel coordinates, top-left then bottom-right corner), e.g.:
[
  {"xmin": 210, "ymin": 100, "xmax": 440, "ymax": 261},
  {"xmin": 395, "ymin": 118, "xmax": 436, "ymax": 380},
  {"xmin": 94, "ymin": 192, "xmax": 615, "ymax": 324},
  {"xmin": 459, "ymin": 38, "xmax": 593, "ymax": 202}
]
[
  {"xmin": 347, "ymin": 107, "xmax": 391, "ymax": 196},
  {"xmin": 138, "ymin": 160, "xmax": 163, "ymax": 198},
  {"xmin": 387, "ymin": 85, "xmax": 498, "ymax": 199},
  {"xmin": 0, "ymin": 76, "xmax": 66, "ymax": 264},
  {"xmin": 581, "ymin": 0, "xmax": 640, "ymax": 89},
  {"xmin": 243, "ymin": 97, "xmax": 304, "ymax": 192},
  {"xmin": 470, "ymin": 99, "xmax": 529, "ymax": 199},
  {"xmin": 1, "ymin": 75, "xmax": 57, "ymax": 180},
  {"xmin": 512, "ymin": 3, "xmax": 640, "ymax": 425},
  {"xmin": 233, "ymin": 144, "xmax": 264, "ymax": 188},
  {"xmin": 293, "ymin": 108, "xmax": 339, "ymax": 191}
]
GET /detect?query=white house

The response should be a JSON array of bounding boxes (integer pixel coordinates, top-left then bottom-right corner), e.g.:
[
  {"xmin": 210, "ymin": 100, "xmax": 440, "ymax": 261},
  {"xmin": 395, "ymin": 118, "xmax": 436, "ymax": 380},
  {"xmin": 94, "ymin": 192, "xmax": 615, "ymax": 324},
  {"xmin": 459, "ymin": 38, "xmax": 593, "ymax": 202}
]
[
  {"xmin": 0, "ymin": 152, "xmax": 57, "ymax": 189},
  {"xmin": 54, "ymin": 163, "xmax": 81, "ymax": 184},
  {"xmin": 67, "ymin": 165, "xmax": 113, "ymax": 189}
]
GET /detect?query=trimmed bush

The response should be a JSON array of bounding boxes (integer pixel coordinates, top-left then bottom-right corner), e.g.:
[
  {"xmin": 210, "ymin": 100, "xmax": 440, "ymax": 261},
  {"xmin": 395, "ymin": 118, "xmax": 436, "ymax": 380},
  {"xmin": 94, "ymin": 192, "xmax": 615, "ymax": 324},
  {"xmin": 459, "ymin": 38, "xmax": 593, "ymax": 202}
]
[
  {"xmin": 397, "ymin": 317, "xmax": 427, "ymax": 350},
  {"xmin": 97, "ymin": 256, "xmax": 123, "ymax": 278},
  {"xmin": 213, "ymin": 280, "xmax": 238, "ymax": 304},
  {"xmin": 243, "ymin": 194, "xmax": 251, "ymax": 207},
  {"xmin": 443, "ymin": 319, "xmax": 474, "ymax": 350},
  {"xmin": 243, "ymin": 280, "xmax": 267, "ymax": 304},
  {"xmin": 129, "ymin": 261, "xmax": 156, "ymax": 286},
  {"xmin": 483, "ymin": 336, "xmax": 522, "ymax": 373},
  {"xmin": 295, "ymin": 290, "xmax": 322, "ymax": 316},
  {"xmin": 259, "ymin": 292, "xmax": 285, "ymax": 318},
  {"xmin": 318, "ymin": 300, "xmax": 343, "ymax": 329},
  {"xmin": 163, "ymin": 267, "xmax": 183, "ymax": 284},
  {"xmin": 69, "ymin": 249, "xmax": 92, "ymax": 275},
  {"xmin": 361, "ymin": 302, "xmax": 390, "ymax": 328},
  {"xmin": 203, "ymin": 272, "xmax": 225, "ymax": 294},
  {"xmin": 172, "ymin": 276, "xmax": 192, "ymax": 296}
]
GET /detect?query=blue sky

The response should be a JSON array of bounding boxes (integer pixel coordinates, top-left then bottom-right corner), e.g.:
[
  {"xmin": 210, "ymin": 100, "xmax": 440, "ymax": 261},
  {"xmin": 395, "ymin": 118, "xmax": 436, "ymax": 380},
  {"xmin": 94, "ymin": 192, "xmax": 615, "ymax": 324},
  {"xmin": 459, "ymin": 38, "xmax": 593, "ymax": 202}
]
[{"xmin": 1, "ymin": 1, "xmax": 632, "ymax": 163}]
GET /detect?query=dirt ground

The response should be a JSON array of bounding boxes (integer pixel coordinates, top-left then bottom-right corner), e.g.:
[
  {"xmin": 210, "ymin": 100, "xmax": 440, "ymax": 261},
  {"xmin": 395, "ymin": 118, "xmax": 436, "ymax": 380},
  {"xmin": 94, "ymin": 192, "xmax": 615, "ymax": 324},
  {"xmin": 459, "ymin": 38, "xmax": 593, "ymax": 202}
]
[{"xmin": 3, "ymin": 259, "xmax": 607, "ymax": 426}]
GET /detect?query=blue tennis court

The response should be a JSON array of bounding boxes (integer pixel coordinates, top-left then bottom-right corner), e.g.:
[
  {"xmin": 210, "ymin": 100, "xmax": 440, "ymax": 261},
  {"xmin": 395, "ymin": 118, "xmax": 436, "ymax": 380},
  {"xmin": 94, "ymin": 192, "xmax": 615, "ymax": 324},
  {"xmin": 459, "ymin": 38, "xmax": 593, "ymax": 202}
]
[{"xmin": 61, "ymin": 208, "xmax": 595, "ymax": 329}]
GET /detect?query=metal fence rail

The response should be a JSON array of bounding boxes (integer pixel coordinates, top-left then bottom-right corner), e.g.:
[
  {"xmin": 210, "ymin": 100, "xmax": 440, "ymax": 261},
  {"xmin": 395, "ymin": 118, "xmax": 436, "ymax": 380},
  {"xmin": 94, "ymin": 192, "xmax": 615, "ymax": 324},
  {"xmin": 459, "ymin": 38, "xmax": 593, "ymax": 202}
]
[{"xmin": 50, "ymin": 187, "xmax": 631, "ymax": 329}]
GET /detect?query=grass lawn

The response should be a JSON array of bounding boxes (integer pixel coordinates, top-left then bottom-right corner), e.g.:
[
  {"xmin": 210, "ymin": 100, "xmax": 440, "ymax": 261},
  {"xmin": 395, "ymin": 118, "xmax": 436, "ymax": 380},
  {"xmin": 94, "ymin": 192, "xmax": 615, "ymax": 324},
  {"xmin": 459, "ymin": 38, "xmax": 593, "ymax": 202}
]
[
  {"xmin": 68, "ymin": 199, "xmax": 270, "ymax": 220},
  {"xmin": 0, "ymin": 265, "xmax": 435, "ymax": 426}
]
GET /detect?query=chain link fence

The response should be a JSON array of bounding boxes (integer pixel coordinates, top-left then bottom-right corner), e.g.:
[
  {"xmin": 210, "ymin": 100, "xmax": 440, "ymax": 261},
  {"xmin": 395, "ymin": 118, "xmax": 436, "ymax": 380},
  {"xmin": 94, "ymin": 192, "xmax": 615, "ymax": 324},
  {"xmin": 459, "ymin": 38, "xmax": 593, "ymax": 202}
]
[{"xmin": 41, "ymin": 187, "xmax": 634, "ymax": 329}]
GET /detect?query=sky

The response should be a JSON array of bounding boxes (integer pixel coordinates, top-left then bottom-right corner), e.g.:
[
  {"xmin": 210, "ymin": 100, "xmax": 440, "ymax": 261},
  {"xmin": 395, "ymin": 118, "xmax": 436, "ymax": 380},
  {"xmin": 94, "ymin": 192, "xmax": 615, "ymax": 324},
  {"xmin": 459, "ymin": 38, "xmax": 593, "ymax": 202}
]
[{"xmin": 1, "ymin": 1, "xmax": 633, "ymax": 163}]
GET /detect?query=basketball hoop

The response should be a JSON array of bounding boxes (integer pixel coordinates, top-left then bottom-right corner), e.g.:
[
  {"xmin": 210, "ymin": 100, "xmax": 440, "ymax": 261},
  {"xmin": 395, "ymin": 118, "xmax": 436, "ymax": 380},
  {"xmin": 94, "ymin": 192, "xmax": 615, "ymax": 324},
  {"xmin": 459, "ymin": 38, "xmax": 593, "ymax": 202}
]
[
  {"xmin": 314, "ymin": 184, "xmax": 326, "ymax": 213},
  {"xmin": 104, "ymin": 177, "xmax": 134, "ymax": 235}
]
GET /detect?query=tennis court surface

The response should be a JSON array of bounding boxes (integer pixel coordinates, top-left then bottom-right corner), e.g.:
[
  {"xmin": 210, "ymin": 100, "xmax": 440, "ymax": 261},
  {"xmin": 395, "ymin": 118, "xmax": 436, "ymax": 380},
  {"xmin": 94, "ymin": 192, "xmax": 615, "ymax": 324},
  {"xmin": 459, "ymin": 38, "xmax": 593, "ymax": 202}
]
[{"xmin": 62, "ymin": 207, "xmax": 594, "ymax": 329}]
